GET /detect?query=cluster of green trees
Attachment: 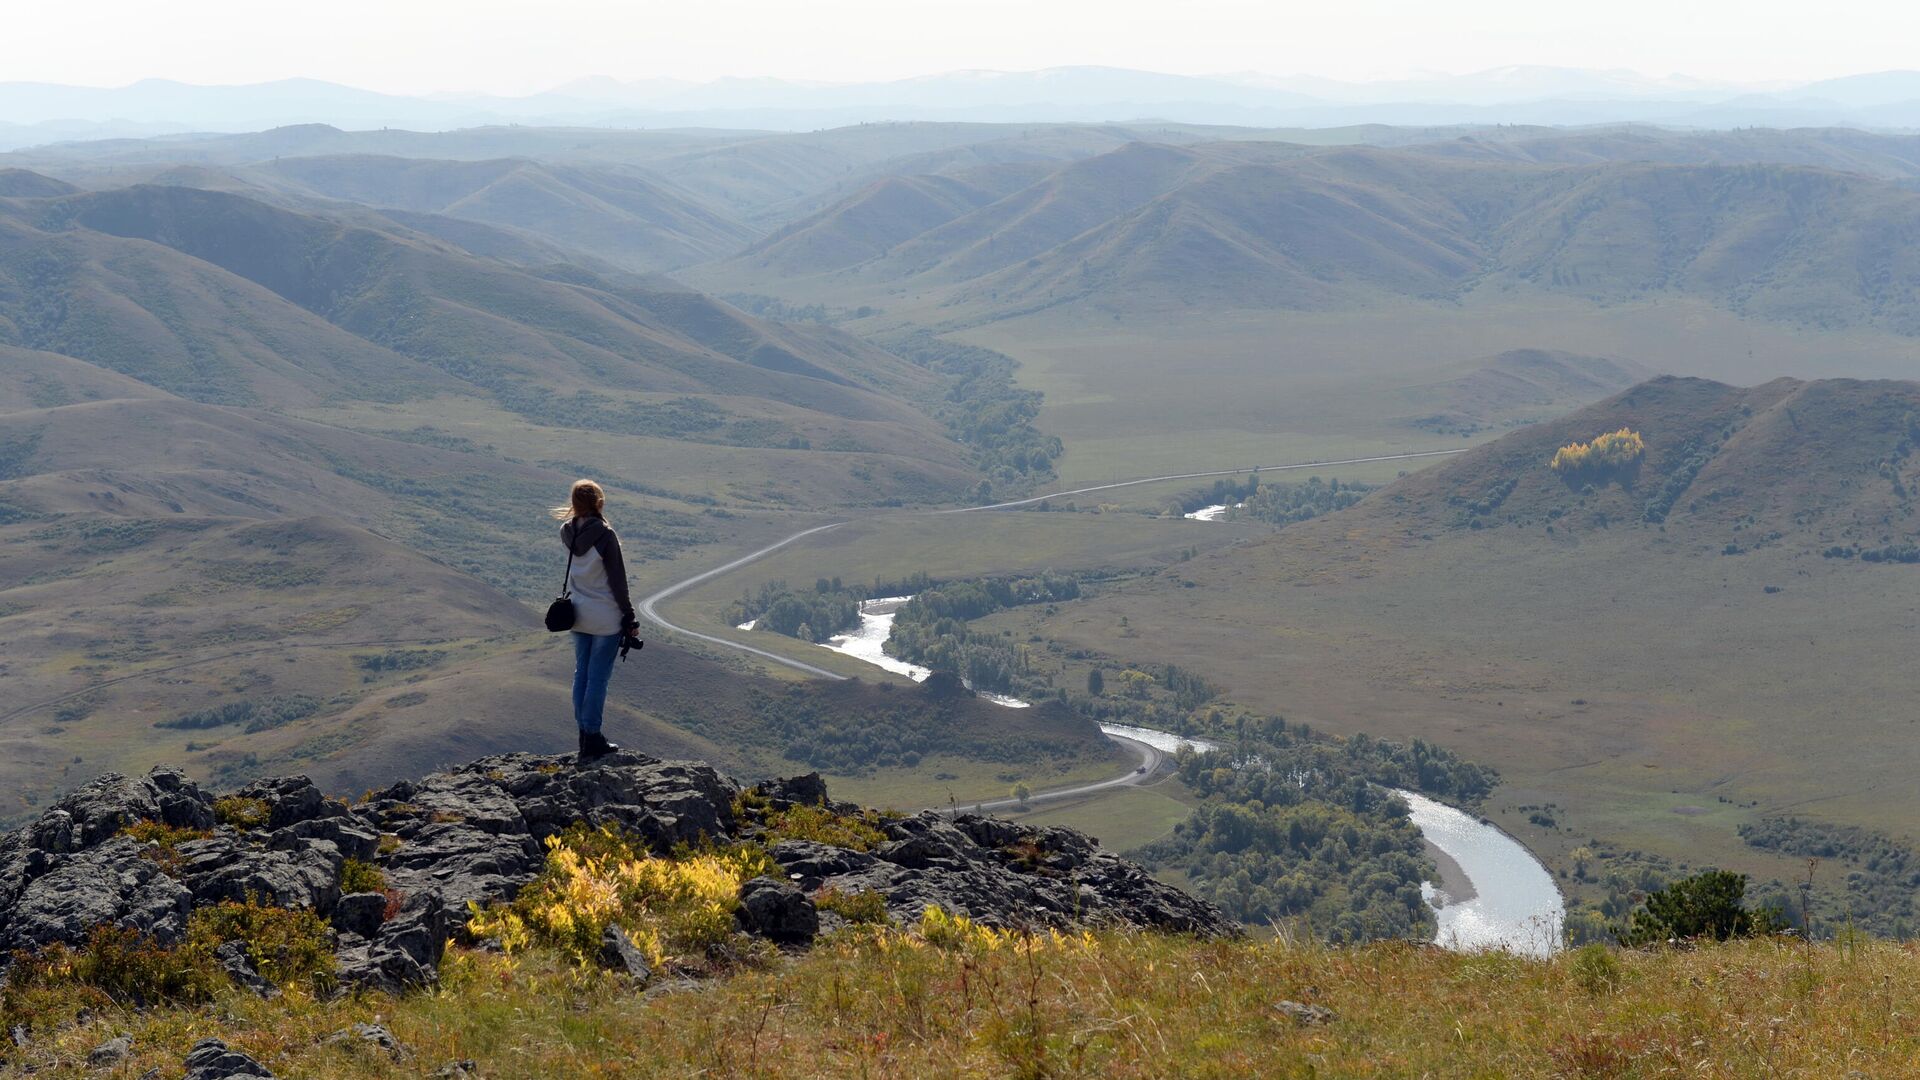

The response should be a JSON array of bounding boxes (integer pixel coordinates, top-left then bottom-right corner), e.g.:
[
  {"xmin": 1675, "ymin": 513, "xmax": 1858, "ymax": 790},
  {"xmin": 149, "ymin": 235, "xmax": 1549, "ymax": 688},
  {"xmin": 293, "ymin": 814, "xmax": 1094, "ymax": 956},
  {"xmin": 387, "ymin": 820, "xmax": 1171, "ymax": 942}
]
[
  {"xmin": 1740, "ymin": 816, "xmax": 1919, "ymax": 937},
  {"xmin": 1824, "ymin": 543, "xmax": 1920, "ymax": 564},
  {"xmin": 885, "ymin": 574, "xmax": 1085, "ymax": 694},
  {"xmin": 152, "ymin": 694, "xmax": 321, "ymax": 734},
  {"xmin": 1241, "ymin": 476, "xmax": 1373, "ymax": 527},
  {"xmin": 883, "ymin": 332, "xmax": 1064, "ymax": 496},
  {"xmin": 726, "ymin": 578, "xmax": 869, "ymax": 643},
  {"xmin": 1172, "ymin": 475, "xmax": 1261, "ymax": 515},
  {"xmin": 1453, "ymin": 476, "xmax": 1518, "ymax": 523},
  {"xmin": 1135, "ymin": 724, "xmax": 1498, "ymax": 941},
  {"xmin": 1618, "ymin": 870, "xmax": 1783, "ymax": 945}
]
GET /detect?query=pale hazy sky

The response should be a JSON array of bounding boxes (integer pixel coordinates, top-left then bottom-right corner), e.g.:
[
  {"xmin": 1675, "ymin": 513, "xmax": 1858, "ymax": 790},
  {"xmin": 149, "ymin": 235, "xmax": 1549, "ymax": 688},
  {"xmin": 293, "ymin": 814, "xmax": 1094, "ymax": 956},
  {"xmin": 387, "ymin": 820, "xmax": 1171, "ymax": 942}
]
[{"xmin": 7, "ymin": 0, "xmax": 1913, "ymax": 95}]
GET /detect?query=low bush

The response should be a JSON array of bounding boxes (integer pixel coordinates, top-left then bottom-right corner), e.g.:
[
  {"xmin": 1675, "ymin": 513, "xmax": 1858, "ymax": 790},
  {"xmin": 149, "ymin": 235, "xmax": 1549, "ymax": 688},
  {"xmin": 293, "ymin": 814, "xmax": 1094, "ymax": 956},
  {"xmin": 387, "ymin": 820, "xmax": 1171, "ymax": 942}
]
[
  {"xmin": 1, "ymin": 900, "xmax": 334, "ymax": 1031},
  {"xmin": 339, "ymin": 858, "xmax": 387, "ymax": 894},
  {"xmin": 213, "ymin": 796, "xmax": 272, "ymax": 829},
  {"xmin": 123, "ymin": 819, "xmax": 214, "ymax": 871},
  {"xmin": 815, "ymin": 887, "xmax": 890, "ymax": 925},
  {"xmin": 756, "ymin": 804, "xmax": 890, "ymax": 852},
  {"xmin": 466, "ymin": 825, "xmax": 774, "ymax": 972}
]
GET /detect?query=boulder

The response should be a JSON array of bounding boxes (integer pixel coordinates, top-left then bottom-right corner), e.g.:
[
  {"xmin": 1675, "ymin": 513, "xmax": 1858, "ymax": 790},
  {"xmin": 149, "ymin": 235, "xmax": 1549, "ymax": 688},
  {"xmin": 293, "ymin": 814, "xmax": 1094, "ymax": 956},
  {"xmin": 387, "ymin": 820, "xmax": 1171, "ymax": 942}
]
[
  {"xmin": 736, "ymin": 877, "xmax": 818, "ymax": 944},
  {"xmin": 337, "ymin": 894, "xmax": 448, "ymax": 994},
  {"xmin": 172, "ymin": 834, "xmax": 342, "ymax": 912},
  {"xmin": 87, "ymin": 1034, "xmax": 132, "ymax": 1068},
  {"xmin": 0, "ymin": 838, "xmax": 193, "ymax": 951},
  {"xmin": 182, "ymin": 1037, "xmax": 274, "ymax": 1080},
  {"xmin": 271, "ymin": 816, "xmax": 380, "ymax": 862},
  {"xmin": 767, "ymin": 840, "xmax": 877, "ymax": 887},
  {"xmin": 378, "ymin": 822, "xmax": 542, "ymax": 920},
  {"xmin": 753, "ymin": 773, "xmax": 831, "ymax": 808},
  {"xmin": 331, "ymin": 891, "xmax": 389, "ymax": 938},
  {"xmin": 595, "ymin": 925, "xmax": 653, "ymax": 982},
  {"xmin": 231, "ymin": 777, "xmax": 327, "ymax": 830},
  {"xmin": 326, "ymin": 1022, "xmax": 409, "ymax": 1060}
]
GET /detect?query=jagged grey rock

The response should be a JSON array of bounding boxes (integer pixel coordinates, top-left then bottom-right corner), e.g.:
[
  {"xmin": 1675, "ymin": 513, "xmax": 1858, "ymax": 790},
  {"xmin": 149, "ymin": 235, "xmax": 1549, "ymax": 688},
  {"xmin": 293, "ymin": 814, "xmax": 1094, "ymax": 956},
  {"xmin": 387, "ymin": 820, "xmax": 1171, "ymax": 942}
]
[
  {"xmin": 595, "ymin": 924, "xmax": 653, "ymax": 982},
  {"xmin": 326, "ymin": 1022, "xmax": 409, "ymax": 1059},
  {"xmin": 331, "ymin": 890, "xmax": 388, "ymax": 938},
  {"xmin": 230, "ymin": 777, "xmax": 327, "ymax": 831},
  {"xmin": 214, "ymin": 941, "xmax": 277, "ymax": 999},
  {"xmin": 1, "ymin": 838, "xmax": 193, "ymax": 951},
  {"xmin": 0, "ymin": 752, "xmax": 1233, "ymax": 995},
  {"xmin": 87, "ymin": 1033, "xmax": 132, "ymax": 1068},
  {"xmin": 736, "ymin": 877, "xmax": 819, "ymax": 944},
  {"xmin": 182, "ymin": 1036, "xmax": 274, "ymax": 1079},
  {"xmin": 171, "ymin": 833, "xmax": 342, "ymax": 911}
]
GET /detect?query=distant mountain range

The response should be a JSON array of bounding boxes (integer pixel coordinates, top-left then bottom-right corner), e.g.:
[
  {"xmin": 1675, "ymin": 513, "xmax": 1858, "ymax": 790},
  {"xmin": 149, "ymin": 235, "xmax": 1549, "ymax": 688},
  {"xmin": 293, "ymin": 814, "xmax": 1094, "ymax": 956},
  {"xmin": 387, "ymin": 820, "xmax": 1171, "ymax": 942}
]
[{"xmin": 5, "ymin": 66, "xmax": 1920, "ymax": 150}]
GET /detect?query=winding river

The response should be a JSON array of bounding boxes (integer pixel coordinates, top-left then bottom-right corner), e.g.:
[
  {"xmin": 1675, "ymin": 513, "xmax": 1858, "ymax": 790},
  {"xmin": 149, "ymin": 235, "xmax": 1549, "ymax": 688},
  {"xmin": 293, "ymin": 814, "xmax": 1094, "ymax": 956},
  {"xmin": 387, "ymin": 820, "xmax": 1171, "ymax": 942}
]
[
  {"xmin": 1397, "ymin": 790, "xmax": 1564, "ymax": 957},
  {"xmin": 760, "ymin": 592, "xmax": 1562, "ymax": 956}
]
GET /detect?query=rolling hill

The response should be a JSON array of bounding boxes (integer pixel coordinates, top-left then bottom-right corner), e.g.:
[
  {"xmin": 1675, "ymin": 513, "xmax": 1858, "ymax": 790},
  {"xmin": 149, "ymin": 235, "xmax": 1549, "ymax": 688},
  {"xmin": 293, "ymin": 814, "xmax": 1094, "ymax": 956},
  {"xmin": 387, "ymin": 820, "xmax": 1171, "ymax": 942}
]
[
  {"xmin": 1018, "ymin": 375, "xmax": 1920, "ymax": 885},
  {"xmin": 699, "ymin": 142, "xmax": 1920, "ymax": 339},
  {"xmin": 253, "ymin": 154, "xmax": 757, "ymax": 270},
  {"xmin": 0, "ymin": 175, "xmax": 975, "ymax": 487},
  {"xmin": 0, "ymin": 159, "xmax": 1091, "ymax": 821}
]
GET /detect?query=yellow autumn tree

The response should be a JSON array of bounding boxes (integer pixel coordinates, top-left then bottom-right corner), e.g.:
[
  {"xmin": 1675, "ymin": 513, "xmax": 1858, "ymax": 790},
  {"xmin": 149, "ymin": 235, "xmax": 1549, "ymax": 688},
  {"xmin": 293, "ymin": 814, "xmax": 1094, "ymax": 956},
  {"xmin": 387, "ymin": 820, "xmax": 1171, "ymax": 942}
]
[{"xmin": 1550, "ymin": 428, "xmax": 1645, "ymax": 473}]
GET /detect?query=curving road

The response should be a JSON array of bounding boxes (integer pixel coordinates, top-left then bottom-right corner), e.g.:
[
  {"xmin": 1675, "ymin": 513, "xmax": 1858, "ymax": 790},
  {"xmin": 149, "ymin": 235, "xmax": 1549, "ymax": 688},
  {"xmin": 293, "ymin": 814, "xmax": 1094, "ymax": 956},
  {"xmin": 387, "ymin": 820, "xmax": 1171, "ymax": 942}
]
[
  {"xmin": 950, "ymin": 734, "xmax": 1165, "ymax": 813},
  {"xmin": 634, "ymin": 448, "xmax": 1469, "ymax": 805}
]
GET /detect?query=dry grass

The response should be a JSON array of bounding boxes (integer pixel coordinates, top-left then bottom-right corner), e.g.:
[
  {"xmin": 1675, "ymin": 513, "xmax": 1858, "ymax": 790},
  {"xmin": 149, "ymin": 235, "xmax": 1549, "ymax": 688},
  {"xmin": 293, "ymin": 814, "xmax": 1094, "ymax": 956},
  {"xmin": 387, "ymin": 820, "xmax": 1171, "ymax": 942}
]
[{"xmin": 13, "ymin": 932, "xmax": 1920, "ymax": 1078}]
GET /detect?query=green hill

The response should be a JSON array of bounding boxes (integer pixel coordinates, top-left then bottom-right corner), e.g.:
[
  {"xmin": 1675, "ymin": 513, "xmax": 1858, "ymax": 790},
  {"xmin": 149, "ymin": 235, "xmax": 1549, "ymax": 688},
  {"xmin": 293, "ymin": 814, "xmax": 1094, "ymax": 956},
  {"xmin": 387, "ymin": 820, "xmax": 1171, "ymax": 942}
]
[
  {"xmin": 255, "ymin": 154, "xmax": 758, "ymax": 271},
  {"xmin": 1013, "ymin": 376, "xmax": 1920, "ymax": 906}
]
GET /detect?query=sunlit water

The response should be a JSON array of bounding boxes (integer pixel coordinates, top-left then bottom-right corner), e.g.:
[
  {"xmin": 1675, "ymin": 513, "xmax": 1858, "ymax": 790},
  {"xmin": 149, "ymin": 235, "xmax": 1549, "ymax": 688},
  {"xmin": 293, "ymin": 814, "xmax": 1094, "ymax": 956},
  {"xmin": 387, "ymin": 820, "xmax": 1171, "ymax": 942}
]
[
  {"xmin": 1183, "ymin": 502, "xmax": 1244, "ymax": 521},
  {"xmin": 763, "ymin": 595, "xmax": 1556, "ymax": 952},
  {"xmin": 1396, "ymin": 789, "xmax": 1564, "ymax": 957},
  {"xmin": 1095, "ymin": 723, "xmax": 1219, "ymax": 755},
  {"xmin": 805, "ymin": 598, "xmax": 1034, "ymax": 709}
]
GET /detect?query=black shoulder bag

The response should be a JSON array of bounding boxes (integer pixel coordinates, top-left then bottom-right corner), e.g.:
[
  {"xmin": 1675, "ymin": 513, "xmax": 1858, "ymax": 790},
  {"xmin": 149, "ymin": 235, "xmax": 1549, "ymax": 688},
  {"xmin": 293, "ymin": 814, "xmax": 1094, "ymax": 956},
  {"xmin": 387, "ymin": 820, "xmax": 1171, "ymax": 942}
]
[{"xmin": 544, "ymin": 540, "xmax": 577, "ymax": 632}]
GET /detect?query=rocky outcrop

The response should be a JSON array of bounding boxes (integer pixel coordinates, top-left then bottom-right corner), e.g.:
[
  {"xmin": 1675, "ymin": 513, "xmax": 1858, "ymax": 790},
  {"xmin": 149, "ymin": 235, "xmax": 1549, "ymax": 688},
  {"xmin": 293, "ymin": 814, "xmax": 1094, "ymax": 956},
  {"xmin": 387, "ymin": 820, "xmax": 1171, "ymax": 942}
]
[
  {"xmin": 773, "ymin": 809, "xmax": 1232, "ymax": 936},
  {"xmin": 0, "ymin": 752, "xmax": 1233, "ymax": 995}
]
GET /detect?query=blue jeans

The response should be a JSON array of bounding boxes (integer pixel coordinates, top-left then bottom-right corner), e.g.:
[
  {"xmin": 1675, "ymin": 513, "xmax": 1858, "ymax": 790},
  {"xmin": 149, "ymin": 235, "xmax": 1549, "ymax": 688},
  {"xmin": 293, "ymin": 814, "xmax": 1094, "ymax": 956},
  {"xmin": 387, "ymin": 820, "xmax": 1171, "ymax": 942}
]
[{"xmin": 571, "ymin": 631, "xmax": 621, "ymax": 734}]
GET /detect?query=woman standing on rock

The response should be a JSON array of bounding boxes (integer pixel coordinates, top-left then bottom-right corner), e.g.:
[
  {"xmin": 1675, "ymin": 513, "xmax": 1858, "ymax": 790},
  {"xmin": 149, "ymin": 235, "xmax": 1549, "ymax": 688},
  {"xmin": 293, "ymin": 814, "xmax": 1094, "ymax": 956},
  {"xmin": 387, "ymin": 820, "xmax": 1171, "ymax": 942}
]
[{"xmin": 551, "ymin": 479, "xmax": 638, "ymax": 760}]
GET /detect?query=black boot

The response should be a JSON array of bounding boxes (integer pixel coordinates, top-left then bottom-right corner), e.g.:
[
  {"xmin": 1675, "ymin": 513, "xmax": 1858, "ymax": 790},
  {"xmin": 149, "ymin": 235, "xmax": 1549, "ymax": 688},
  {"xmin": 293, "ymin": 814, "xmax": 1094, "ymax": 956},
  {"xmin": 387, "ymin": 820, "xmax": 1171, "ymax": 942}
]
[{"xmin": 579, "ymin": 731, "xmax": 620, "ymax": 761}]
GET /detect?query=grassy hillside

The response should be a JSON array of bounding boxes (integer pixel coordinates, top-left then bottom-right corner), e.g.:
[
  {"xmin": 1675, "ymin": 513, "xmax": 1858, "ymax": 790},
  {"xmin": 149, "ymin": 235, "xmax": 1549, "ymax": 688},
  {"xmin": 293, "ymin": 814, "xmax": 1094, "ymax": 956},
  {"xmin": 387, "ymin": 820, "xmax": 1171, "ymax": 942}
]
[
  {"xmin": 0, "ymin": 168, "xmax": 1082, "ymax": 816},
  {"xmin": 1012, "ymin": 376, "xmax": 1920, "ymax": 894},
  {"xmin": 9, "ymin": 926, "xmax": 1913, "ymax": 1077},
  {"xmin": 1412, "ymin": 125, "xmax": 1920, "ymax": 181},
  {"xmin": 255, "ymin": 154, "xmax": 758, "ymax": 270}
]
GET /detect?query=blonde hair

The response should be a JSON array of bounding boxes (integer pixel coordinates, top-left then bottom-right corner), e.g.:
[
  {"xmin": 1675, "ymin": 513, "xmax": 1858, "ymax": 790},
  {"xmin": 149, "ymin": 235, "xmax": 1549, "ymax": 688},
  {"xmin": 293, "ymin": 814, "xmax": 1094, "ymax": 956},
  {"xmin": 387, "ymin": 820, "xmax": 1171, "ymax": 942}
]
[{"xmin": 549, "ymin": 478, "xmax": 607, "ymax": 522}]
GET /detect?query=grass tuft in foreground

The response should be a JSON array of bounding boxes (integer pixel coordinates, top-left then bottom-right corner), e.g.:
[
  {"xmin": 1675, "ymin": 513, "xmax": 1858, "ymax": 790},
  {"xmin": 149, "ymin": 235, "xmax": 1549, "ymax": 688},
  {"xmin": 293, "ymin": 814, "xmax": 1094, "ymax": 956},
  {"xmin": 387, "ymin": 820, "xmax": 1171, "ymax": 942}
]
[{"xmin": 9, "ymin": 926, "xmax": 1920, "ymax": 1077}]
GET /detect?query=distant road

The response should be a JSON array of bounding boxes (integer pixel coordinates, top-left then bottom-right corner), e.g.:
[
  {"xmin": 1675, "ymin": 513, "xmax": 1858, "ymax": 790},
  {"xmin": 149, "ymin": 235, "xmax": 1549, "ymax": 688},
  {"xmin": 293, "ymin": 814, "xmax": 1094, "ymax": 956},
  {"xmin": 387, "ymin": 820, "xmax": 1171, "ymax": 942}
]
[
  {"xmin": 636, "ymin": 521, "xmax": 850, "ymax": 680},
  {"xmin": 945, "ymin": 733, "xmax": 1164, "ymax": 813},
  {"xmin": 635, "ymin": 447, "xmax": 1472, "ymax": 679}
]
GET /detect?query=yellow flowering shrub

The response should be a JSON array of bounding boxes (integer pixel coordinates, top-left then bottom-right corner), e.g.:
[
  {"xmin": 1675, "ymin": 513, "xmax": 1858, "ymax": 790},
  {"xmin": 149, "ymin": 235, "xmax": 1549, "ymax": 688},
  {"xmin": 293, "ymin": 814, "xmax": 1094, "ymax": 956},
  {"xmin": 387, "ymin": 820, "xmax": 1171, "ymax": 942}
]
[
  {"xmin": 466, "ymin": 826, "xmax": 772, "ymax": 970},
  {"xmin": 918, "ymin": 906, "xmax": 1017, "ymax": 952},
  {"xmin": 1549, "ymin": 428, "xmax": 1645, "ymax": 473}
]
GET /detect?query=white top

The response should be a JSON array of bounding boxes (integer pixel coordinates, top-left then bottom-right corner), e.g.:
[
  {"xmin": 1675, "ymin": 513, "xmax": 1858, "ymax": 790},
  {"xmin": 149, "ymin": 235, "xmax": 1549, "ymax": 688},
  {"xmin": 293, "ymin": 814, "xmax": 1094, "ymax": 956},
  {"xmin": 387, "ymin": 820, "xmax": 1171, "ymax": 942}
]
[{"xmin": 563, "ymin": 521, "xmax": 625, "ymax": 636}]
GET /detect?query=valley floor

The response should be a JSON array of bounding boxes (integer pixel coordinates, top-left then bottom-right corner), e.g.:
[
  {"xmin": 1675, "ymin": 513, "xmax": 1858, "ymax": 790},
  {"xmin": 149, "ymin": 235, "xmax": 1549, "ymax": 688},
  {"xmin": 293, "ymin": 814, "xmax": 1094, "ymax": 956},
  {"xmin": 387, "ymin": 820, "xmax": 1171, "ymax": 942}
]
[{"xmin": 14, "ymin": 933, "xmax": 1919, "ymax": 1078}]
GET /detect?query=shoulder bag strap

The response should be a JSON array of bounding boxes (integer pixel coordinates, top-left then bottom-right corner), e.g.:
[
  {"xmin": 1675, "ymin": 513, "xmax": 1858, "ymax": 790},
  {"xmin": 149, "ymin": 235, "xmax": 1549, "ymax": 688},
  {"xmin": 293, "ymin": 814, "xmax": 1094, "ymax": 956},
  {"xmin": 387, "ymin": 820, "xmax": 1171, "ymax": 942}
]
[{"xmin": 560, "ymin": 530, "xmax": 577, "ymax": 597}]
